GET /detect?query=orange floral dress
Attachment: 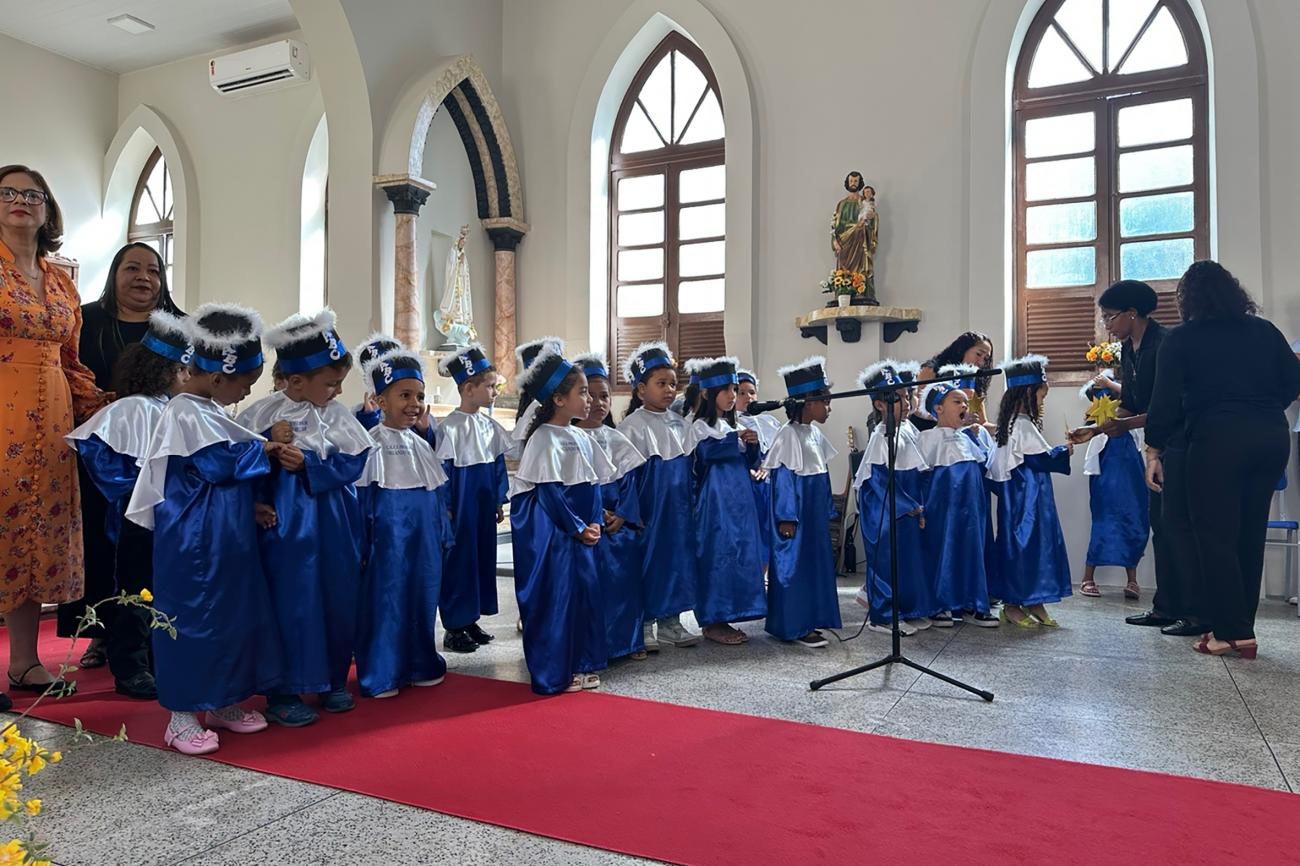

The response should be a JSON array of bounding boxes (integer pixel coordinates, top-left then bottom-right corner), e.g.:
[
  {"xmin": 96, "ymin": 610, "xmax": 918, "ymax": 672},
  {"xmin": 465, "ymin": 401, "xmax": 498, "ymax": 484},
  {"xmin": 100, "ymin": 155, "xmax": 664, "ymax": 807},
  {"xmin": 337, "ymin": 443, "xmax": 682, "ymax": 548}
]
[{"xmin": 0, "ymin": 240, "xmax": 109, "ymax": 614}]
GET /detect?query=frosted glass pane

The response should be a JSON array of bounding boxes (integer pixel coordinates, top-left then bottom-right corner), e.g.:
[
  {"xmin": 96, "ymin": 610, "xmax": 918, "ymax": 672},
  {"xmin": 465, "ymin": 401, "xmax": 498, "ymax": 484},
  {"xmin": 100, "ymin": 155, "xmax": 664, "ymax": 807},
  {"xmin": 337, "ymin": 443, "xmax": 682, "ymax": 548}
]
[
  {"xmin": 679, "ymin": 240, "xmax": 725, "ymax": 277},
  {"xmin": 1026, "ymin": 246, "xmax": 1095, "ymax": 288},
  {"xmin": 1119, "ymin": 145, "xmax": 1192, "ymax": 193},
  {"xmin": 1025, "ymin": 156, "xmax": 1095, "ymax": 201},
  {"xmin": 621, "ymin": 104, "xmax": 664, "ymax": 153},
  {"xmin": 1120, "ymin": 192, "xmax": 1194, "ymax": 237},
  {"xmin": 1028, "ymin": 25, "xmax": 1092, "ymax": 88},
  {"xmin": 1025, "ymin": 112, "xmax": 1094, "ymax": 158},
  {"xmin": 639, "ymin": 54, "xmax": 672, "ymax": 141},
  {"xmin": 618, "ymin": 174, "xmax": 664, "ymax": 210},
  {"xmin": 672, "ymin": 51, "xmax": 708, "ymax": 142},
  {"xmin": 618, "ymin": 247, "xmax": 663, "ymax": 281},
  {"xmin": 618, "ymin": 210, "xmax": 664, "ymax": 246},
  {"xmin": 1054, "ymin": 0, "xmax": 1102, "ymax": 72},
  {"xmin": 617, "ymin": 283, "xmax": 663, "ymax": 318},
  {"xmin": 680, "ymin": 203, "xmax": 726, "ymax": 240},
  {"xmin": 680, "ymin": 164, "xmax": 725, "ymax": 203},
  {"xmin": 1026, "ymin": 201, "xmax": 1096, "ymax": 244},
  {"xmin": 1119, "ymin": 7, "xmax": 1188, "ymax": 74},
  {"xmin": 1118, "ymin": 98, "xmax": 1193, "ymax": 147},
  {"xmin": 678, "ymin": 278, "xmax": 725, "ymax": 314},
  {"xmin": 680, "ymin": 90, "xmax": 724, "ymax": 144},
  {"xmin": 1120, "ymin": 238, "xmax": 1194, "ymax": 281},
  {"xmin": 1108, "ymin": 0, "xmax": 1158, "ymax": 71}
]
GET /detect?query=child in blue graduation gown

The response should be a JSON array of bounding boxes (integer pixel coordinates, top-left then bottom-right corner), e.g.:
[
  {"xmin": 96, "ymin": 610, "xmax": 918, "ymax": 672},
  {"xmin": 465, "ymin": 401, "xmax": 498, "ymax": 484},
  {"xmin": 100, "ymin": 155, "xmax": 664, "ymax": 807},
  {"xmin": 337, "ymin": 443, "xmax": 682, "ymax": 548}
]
[
  {"xmin": 762, "ymin": 357, "xmax": 842, "ymax": 648},
  {"xmin": 354, "ymin": 343, "xmax": 453, "ymax": 698},
  {"xmin": 915, "ymin": 382, "xmax": 997, "ymax": 625},
  {"xmin": 619, "ymin": 342, "xmax": 701, "ymax": 650},
  {"xmin": 238, "ymin": 309, "xmax": 372, "ymax": 725},
  {"xmin": 510, "ymin": 348, "xmax": 615, "ymax": 694},
  {"xmin": 853, "ymin": 361, "xmax": 935, "ymax": 635},
  {"xmin": 436, "ymin": 343, "xmax": 511, "ymax": 653},
  {"xmin": 352, "ymin": 334, "xmax": 400, "ymax": 430},
  {"xmin": 987, "ymin": 355, "xmax": 1074, "ymax": 628},
  {"xmin": 684, "ymin": 356, "xmax": 767, "ymax": 645},
  {"xmin": 511, "ymin": 336, "xmax": 566, "ymax": 458},
  {"xmin": 1074, "ymin": 379, "xmax": 1149, "ymax": 598},
  {"xmin": 736, "ymin": 369, "xmax": 782, "ymax": 569},
  {"xmin": 66, "ymin": 311, "xmax": 190, "ymax": 699},
  {"xmin": 573, "ymin": 353, "xmax": 649, "ymax": 661},
  {"xmin": 125, "ymin": 303, "xmax": 283, "ymax": 756}
]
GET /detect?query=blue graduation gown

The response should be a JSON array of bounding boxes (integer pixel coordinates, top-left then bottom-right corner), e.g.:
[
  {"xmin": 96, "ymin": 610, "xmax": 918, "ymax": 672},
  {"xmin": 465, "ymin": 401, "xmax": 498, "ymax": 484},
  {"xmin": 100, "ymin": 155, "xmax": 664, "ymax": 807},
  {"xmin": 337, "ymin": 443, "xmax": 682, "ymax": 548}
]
[
  {"xmin": 766, "ymin": 468, "xmax": 843, "ymax": 640},
  {"xmin": 692, "ymin": 431, "xmax": 767, "ymax": 626},
  {"xmin": 441, "ymin": 456, "xmax": 509, "ymax": 629},
  {"xmin": 151, "ymin": 443, "xmax": 284, "ymax": 711},
  {"xmin": 598, "ymin": 472, "xmax": 645, "ymax": 658},
  {"xmin": 1086, "ymin": 433, "xmax": 1150, "ymax": 567},
  {"xmin": 356, "ymin": 406, "xmax": 382, "ymax": 430},
  {"xmin": 72, "ymin": 435, "xmax": 138, "ymax": 544},
  {"xmin": 356, "ymin": 485, "xmax": 452, "ymax": 696},
  {"xmin": 511, "ymin": 481, "xmax": 607, "ymax": 695},
  {"xmin": 630, "ymin": 455, "xmax": 696, "ymax": 619},
  {"xmin": 921, "ymin": 461, "xmax": 992, "ymax": 614},
  {"xmin": 989, "ymin": 446, "xmax": 1073, "ymax": 605},
  {"xmin": 857, "ymin": 465, "xmax": 934, "ymax": 622}
]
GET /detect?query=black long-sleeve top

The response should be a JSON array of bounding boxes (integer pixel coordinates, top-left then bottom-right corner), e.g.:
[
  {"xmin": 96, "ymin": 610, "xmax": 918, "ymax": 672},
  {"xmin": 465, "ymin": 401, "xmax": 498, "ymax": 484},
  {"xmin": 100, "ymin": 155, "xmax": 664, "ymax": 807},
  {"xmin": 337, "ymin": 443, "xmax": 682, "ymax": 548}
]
[
  {"xmin": 1145, "ymin": 315, "xmax": 1300, "ymax": 450},
  {"xmin": 79, "ymin": 302, "xmax": 149, "ymax": 391}
]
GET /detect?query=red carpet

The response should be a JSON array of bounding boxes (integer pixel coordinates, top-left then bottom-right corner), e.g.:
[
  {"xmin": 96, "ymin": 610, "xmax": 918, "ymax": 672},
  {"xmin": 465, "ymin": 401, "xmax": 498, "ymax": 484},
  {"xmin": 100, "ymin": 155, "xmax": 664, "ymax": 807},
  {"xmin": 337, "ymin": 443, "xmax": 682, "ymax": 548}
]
[{"xmin": 9, "ymin": 621, "xmax": 1300, "ymax": 865}]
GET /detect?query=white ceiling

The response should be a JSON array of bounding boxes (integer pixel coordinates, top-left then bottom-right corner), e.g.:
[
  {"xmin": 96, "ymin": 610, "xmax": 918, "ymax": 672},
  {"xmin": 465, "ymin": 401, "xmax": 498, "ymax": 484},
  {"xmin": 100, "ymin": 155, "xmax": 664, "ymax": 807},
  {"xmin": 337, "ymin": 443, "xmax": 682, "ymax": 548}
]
[{"xmin": 0, "ymin": 0, "xmax": 298, "ymax": 74}]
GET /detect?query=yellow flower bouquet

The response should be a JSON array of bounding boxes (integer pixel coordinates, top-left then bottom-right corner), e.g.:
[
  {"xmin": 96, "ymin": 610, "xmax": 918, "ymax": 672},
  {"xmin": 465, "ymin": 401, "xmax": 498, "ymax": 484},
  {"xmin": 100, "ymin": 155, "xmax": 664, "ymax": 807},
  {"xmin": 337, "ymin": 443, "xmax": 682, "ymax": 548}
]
[{"xmin": 1084, "ymin": 341, "xmax": 1122, "ymax": 369}]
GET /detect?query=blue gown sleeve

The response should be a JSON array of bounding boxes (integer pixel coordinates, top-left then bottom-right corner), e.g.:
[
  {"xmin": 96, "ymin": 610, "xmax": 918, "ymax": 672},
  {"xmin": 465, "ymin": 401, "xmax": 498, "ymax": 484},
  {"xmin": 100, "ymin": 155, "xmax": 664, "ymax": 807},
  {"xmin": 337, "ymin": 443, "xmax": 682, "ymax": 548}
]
[
  {"xmin": 356, "ymin": 408, "xmax": 382, "ymax": 430},
  {"xmin": 535, "ymin": 482, "xmax": 588, "ymax": 536},
  {"xmin": 772, "ymin": 466, "xmax": 801, "ymax": 525},
  {"xmin": 494, "ymin": 454, "xmax": 509, "ymax": 506},
  {"xmin": 301, "ymin": 450, "xmax": 369, "ymax": 495},
  {"xmin": 1023, "ymin": 445, "xmax": 1071, "ymax": 476},
  {"xmin": 613, "ymin": 472, "xmax": 642, "ymax": 525},
  {"xmin": 442, "ymin": 460, "xmax": 458, "ymax": 520},
  {"xmin": 74, "ymin": 436, "xmax": 140, "ymax": 505},
  {"xmin": 191, "ymin": 441, "xmax": 272, "ymax": 485},
  {"xmin": 420, "ymin": 425, "xmax": 438, "ymax": 449}
]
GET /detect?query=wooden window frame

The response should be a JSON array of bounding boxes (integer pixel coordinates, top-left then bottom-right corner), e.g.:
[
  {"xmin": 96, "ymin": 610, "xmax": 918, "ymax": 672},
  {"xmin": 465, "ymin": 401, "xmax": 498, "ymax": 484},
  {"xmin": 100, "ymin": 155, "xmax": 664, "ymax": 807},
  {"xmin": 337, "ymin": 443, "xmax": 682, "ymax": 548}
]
[
  {"xmin": 608, "ymin": 31, "xmax": 726, "ymax": 391},
  {"xmin": 128, "ymin": 147, "xmax": 176, "ymax": 280},
  {"xmin": 1013, "ymin": 0, "xmax": 1208, "ymax": 378}
]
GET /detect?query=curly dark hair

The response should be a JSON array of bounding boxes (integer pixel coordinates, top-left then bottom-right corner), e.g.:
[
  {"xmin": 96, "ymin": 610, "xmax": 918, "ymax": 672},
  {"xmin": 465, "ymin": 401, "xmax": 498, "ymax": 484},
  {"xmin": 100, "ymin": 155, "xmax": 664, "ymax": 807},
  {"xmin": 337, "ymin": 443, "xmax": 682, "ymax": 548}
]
[
  {"xmin": 112, "ymin": 342, "xmax": 182, "ymax": 398},
  {"xmin": 525, "ymin": 368, "xmax": 584, "ymax": 440},
  {"xmin": 925, "ymin": 331, "xmax": 996, "ymax": 397},
  {"xmin": 844, "ymin": 171, "xmax": 864, "ymax": 192},
  {"xmin": 1176, "ymin": 260, "xmax": 1257, "ymax": 321},
  {"xmin": 995, "ymin": 384, "xmax": 1044, "ymax": 447}
]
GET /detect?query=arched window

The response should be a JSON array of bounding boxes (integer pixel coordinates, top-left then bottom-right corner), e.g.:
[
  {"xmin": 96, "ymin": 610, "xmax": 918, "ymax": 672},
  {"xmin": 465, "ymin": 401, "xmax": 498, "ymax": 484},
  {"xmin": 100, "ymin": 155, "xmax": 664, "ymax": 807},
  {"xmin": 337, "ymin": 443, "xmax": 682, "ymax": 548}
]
[
  {"xmin": 128, "ymin": 147, "xmax": 175, "ymax": 284},
  {"xmin": 609, "ymin": 31, "xmax": 725, "ymax": 385},
  {"xmin": 1013, "ymin": 0, "xmax": 1208, "ymax": 371}
]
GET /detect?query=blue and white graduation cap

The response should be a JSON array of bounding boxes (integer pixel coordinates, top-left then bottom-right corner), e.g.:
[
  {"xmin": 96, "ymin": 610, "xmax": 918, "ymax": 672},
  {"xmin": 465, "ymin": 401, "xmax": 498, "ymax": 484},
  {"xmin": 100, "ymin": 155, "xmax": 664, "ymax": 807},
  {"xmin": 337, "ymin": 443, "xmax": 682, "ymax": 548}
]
[
  {"xmin": 515, "ymin": 344, "xmax": 574, "ymax": 404},
  {"xmin": 737, "ymin": 368, "xmax": 759, "ymax": 388},
  {"xmin": 919, "ymin": 380, "xmax": 961, "ymax": 419},
  {"xmin": 572, "ymin": 351, "xmax": 610, "ymax": 380},
  {"xmin": 185, "ymin": 303, "xmax": 264, "ymax": 375},
  {"xmin": 1002, "ymin": 354, "xmax": 1050, "ymax": 389},
  {"xmin": 264, "ymin": 308, "xmax": 348, "ymax": 375},
  {"xmin": 437, "ymin": 342, "xmax": 494, "ymax": 386},
  {"xmin": 516, "ymin": 336, "xmax": 565, "ymax": 372},
  {"xmin": 141, "ymin": 310, "xmax": 193, "ymax": 364},
  {"xmin": 623, "ymin": 341, "xmax": 674, "ymax": 386},
  {"xmin": 684, "ymin": 356, "xmax": 740, "ymax": 390},
  {"xmin": 356, "ymin": 332, "xmax": 403, "ymax": 371},
  {"xmin": 1078, "ymin": 378, "xmax": 1110, "ymax": 402},
  {"xmin": 892, "ymin": 360, "xmax": 922, "ymax": 386},
  {"xmin": 780, "ymin": 355, "xmax": 831, "ymax": 400},
  {"xmin": 938, "ymin": 362, "xmax": 980, "ymax": 391},
  {"xmin": 856, "ymin": 359, "xmax": 899, "ymax": 399},
  {"xmin": 364, "ymin": 346, "xmax": 424, "ymax": 395}
]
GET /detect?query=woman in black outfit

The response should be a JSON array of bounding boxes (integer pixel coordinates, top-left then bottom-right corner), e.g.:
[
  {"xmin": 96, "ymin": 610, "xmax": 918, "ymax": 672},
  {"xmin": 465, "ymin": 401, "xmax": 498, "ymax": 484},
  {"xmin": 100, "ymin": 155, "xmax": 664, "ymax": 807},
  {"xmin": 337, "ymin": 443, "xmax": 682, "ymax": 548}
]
[
  {"xmin": 57, "ymin": 242, "xmax": 180, "ymax": 697},
  {"xmin": 1145, "ymin": 261, "xmax": 1300, "ymax": 658}
]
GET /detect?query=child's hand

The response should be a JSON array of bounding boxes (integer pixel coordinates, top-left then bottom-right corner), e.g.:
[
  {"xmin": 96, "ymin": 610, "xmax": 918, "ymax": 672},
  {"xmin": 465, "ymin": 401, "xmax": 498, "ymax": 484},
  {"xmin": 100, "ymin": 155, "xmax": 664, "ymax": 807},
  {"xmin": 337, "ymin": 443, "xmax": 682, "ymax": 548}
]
[
  {"xmin": 361, "ymin": 392, "xmax": 379, "ymax": 413},
  {"xmin": 778, "ymin": 521, "xmax": 797, "ymax": 540},
  {"xmin": 262, "ymin": 441, "xmax": 282, "ymax": 456},
  {"xmin": 750, "ymin": 468, "xmax": 768, "ymax": 483},
  {"xmin": 495, "ymin": 507, "xmax": 505, "ymax": 524},
  {"xmin": 270, "ymin": 420, "xmax": 294, "ymax": 444},
  {"xmin": 578, "ymin": 523, "xmax": 601, "ymax": 545},
  {"xmin": 604, "ymin": 511, "xmax": 626, "ymax": 535},
  {"xmin": 1064, "ymin": 440, "xmax": 1076, "ymax": 456},
  {"xmin": 415, "ymin": 405, "xmax": 432, "ymax": 433},
  {"xmin": 277, "ymin": 444, "xmax": 306, "ymax": 472},
  {"xmin": 738, "ymin": 428, "xmax": 759, "ymax": 445},
  {"xmin": 254, "ymin": 503, "xmax": 278, "ymax": 529}
]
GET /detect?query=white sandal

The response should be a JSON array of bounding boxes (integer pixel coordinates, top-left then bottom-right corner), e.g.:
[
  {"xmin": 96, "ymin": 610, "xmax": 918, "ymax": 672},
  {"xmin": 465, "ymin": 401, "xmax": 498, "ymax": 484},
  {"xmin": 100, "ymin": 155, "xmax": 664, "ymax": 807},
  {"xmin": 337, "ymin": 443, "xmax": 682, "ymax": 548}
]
[{"xmin": 581, "ymin": 673, "xmax": 600, "ymax": 690}]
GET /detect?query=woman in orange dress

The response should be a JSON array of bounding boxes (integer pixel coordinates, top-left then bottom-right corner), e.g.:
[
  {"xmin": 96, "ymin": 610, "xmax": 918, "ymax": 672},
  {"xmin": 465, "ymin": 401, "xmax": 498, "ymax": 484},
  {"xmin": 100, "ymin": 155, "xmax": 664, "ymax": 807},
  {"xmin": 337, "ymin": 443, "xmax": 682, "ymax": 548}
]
[{"xmin": 0, "ymin": 165, "xmax": 110, "ymax": 706}]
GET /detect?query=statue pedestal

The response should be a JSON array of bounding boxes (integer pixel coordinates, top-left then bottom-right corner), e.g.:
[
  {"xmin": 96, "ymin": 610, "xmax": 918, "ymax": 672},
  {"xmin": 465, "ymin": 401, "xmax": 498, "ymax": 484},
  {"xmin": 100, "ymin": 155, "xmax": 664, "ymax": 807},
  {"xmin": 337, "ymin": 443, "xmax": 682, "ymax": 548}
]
[{"xmin": 796, "ymin": 304, "xmax": 923, "ymax": 345}]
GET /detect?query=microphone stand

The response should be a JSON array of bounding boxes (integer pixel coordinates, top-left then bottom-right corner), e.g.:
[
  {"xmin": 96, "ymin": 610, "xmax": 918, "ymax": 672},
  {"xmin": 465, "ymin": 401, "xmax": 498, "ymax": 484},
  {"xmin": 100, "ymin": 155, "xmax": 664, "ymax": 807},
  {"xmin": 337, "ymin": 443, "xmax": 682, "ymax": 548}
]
[{"xmin": 805, "ymin": 369, "xmax": 995, "ymax": 702}]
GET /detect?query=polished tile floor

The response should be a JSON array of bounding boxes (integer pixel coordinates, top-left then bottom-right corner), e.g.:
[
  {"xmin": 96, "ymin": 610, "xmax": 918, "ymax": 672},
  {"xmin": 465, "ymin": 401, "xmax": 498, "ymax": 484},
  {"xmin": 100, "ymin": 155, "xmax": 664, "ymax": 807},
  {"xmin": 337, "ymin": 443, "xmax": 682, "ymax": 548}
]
[{"xmin": 16, "ymin": 563, "xmax": 1300, "ymax": 866}]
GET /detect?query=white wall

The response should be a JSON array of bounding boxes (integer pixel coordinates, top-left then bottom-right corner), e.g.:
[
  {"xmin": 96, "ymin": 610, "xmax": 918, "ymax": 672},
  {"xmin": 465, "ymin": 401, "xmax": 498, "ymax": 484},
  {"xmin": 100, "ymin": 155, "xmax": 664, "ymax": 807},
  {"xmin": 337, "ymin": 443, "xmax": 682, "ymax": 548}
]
[{"xmin": 0, "ymin": 32, "xmax": 118, "ymax": 296}]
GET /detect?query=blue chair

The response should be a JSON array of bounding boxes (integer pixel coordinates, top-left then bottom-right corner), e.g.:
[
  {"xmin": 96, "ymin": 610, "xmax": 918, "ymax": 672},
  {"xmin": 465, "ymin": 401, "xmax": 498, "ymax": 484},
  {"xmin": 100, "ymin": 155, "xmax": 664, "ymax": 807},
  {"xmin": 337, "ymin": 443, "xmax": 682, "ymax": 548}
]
[{"xmin": 1265, "ymin": 473, "xmax": 1300, "ymax": 616}]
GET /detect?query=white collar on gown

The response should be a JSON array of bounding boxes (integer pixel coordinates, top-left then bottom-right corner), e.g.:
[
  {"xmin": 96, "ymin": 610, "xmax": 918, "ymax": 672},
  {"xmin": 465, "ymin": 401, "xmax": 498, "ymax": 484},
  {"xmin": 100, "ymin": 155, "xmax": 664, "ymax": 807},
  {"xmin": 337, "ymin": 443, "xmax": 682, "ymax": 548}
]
[
  {"xmin": 356, "ymin": 424, "xmax": 448, "ymax": 491},
  {"xmin": 236, "ymin": 391, "xmax": 373, "ymax": 458},
  {"xmin": 510, "ymin": 423, "xmax": 617, "ymax": 496},
  {"xmin": 617, "ymin": 407, "xmax": 692, "ymax": 461},
  {"xmin": 761, "ymin": 422, "xmax": 838, "ymax": 477},
  {"xmin": 435, "ymin": 408, "xmax": 512, "ymax": 467},
  {"xmin": 986, "ymin": 416, "xmax": 1052, "ymax": 483},
  {"xmin": 66, "ymin": 394, "xmax": 168, "ymax": 463}
]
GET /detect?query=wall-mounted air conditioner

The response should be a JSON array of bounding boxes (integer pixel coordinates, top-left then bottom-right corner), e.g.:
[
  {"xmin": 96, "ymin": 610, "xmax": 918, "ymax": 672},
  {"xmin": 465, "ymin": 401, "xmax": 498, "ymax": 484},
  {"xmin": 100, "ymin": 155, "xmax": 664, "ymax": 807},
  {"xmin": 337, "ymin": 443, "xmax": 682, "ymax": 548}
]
[{"xmin": 209, "ymin": 39, "xmax": 310, "ymax": 97}]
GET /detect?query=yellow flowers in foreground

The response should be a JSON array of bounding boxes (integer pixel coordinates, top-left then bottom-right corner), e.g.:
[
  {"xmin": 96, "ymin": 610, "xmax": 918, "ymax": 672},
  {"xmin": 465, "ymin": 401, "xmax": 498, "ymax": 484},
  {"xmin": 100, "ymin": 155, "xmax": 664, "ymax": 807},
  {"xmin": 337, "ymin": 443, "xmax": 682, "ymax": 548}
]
[{"xmin": 139, "ymin": 588, "xmax": 153, "ymax": 603}]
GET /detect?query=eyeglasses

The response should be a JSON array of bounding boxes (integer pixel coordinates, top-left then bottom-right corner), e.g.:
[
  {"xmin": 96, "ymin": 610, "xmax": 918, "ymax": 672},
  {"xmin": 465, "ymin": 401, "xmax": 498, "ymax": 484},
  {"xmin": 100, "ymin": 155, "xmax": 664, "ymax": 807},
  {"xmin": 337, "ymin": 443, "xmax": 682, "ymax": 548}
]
[
  {"xmin": 0, "ymin": 188, "xmax": 47, "ymax": 206},
  {"xmin": 1100, "ymin": 310, "xmax": 1125, "ymax": 324}
]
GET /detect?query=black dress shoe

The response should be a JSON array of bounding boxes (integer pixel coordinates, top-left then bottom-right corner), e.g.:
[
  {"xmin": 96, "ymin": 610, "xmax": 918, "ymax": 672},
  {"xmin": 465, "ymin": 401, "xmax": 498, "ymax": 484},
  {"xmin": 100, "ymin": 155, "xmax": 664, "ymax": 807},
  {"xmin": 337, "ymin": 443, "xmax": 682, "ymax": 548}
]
[
  {"xmin": 443, "ymin": 629, "xmax": 479, "ymax": 654},
  {"xmin": 114, "ymin": 671, "xmax": 158, "ymax": 700},
  {"xmin": 1125, "ymin": 610, "xmax": 1177, "ymax": 627},
  {"xmin": 1160, "ymin": 619, "xmax": 1208, "ymax": 637},
  {"xmin": 0, "ymin": 692, "xmax": 11, "ymax": 713},
  {"xmin": 465, "ymin": 622, "xmax": 495, "ymax": 645}
]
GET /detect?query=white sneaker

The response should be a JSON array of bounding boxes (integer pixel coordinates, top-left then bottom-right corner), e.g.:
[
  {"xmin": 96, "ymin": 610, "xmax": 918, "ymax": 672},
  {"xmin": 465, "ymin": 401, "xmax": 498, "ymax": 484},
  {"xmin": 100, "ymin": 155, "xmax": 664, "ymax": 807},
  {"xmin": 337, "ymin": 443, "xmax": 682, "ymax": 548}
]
[
  {"xmin": 642, "ymin": 623, "xmax": 660, "ymax": 653},
  {"xmin": 968, "ymin": 611, "xmax": 1000, "ymax": 628},
  {"xmin": 795, "ymin": 632, "xmax": 828, "ymax": 648},
  {"xmin": 372, "ymin": 688, "xmax": 400, "ymax": 699},
  {"xmin": 905, "ymin": 618, "xmax": 932, "ymax": 631},
  {"xmin": 656, "ymin": 617, "xmax": 701, "ymax": 647},
  {"xmin": 854, "ymin": 588, "xmax": 871, "ymax": 610},
  {"xmin": 867, "ymin": 621, "xmax": 917, "ymax": 637},
  {"xmin": 930, "ymin": 612, "xmax": 955, "ymax": 628},
  {"xmin": 412, "ymin": 676, "xmax": 445, "ymax": 687}
]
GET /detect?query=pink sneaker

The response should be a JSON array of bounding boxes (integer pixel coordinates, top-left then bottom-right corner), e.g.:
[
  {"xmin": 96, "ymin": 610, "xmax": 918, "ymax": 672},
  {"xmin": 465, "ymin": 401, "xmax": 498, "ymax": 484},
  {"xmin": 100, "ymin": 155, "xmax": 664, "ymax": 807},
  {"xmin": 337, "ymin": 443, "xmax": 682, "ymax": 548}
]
[
  {"xmin": 206, "ymin": 708, "xmax": 268, "ymax": 734},
  {"xmin": 165, "ymin": 725, "xmax": 219, "ymax": 756}
]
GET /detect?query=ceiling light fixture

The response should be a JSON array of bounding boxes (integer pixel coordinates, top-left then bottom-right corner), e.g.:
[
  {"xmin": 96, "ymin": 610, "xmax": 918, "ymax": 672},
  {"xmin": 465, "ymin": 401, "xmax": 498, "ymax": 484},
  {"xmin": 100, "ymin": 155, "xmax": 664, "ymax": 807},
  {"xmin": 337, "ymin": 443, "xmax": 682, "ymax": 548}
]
[{"xmin": 107, "ymin": 14, "xmax": 156, "ymax": 35}]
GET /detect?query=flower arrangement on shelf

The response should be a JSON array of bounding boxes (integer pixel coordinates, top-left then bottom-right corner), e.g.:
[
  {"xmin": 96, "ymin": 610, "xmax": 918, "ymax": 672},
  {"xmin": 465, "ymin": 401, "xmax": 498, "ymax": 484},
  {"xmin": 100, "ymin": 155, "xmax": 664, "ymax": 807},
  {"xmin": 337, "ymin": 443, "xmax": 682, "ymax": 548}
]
[
  {"xmin": 1084, "ymin": 340, "xmax": 1122, "ymax": 369},
  {"xmin": 820, "ymin": 268, "xmax": 868, "ymax": 306}
]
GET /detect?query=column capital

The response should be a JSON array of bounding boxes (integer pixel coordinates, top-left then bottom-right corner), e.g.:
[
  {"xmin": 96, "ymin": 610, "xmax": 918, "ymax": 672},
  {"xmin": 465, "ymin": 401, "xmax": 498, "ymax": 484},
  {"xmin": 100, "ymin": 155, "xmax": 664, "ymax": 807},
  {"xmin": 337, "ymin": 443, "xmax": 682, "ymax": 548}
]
[
  {"xmin": 375, "ymin": 174, "xmax": 436, "ymax": 215},
  {"xmin": 484, "ymin": 217, "xmax": 528, "ymax": 252}
]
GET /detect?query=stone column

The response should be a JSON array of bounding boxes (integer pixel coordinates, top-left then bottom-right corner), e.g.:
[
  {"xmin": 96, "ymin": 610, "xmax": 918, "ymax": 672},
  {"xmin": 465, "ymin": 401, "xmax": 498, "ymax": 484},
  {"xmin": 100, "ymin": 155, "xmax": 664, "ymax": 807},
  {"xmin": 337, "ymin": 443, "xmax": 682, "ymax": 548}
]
[
  {"xmin": 484, "ymin": 220, "xmax": 527, "ymax": 390},
  {"xmin": 376, "ymin": 175, "xmax": 435, "ymax": 350}
]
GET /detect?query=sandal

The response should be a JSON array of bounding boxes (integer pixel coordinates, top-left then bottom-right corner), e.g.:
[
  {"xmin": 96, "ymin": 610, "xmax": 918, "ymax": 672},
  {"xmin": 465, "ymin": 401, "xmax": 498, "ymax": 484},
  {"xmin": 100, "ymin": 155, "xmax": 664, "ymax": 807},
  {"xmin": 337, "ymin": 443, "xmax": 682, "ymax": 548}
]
[
  {"xmin": 630, "ymin": 650, "xmax": 648, "ymax": 661},
  {"xmin": 7, "ymin": 664, "xmax": 75, "ymax": 697},
  {"xmin": 79, "ymin": 643, "xmax": 107, "ymax": 669},
  {"xmin": 565, "ymin": 676, "xmax": 583, "ymax": 693},
  {"xmin": 581, "ymin": 673, "xmax": 601, "ymax": 690},
  {"xmin": 1080, "ymin": 580, "xmax": 1101, "ymax": 598},
  {"xmin": 703, "ymin": 624, "xmax": 746, "ymax": 646},
  {"xmin": 999, "ymin": 607, "xmax": 1038, "ymax": 629},
  {"xmin": 1124, "ymin": 580, "xmax": 1141, "ymax": 600}
]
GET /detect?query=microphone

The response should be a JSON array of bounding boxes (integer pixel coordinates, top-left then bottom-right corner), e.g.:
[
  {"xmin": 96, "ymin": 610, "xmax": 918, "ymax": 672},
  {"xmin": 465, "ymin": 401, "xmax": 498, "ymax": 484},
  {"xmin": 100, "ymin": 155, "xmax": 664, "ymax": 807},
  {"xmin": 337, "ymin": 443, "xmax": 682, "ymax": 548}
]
[{"xmin": 745, "ymin": 399, "xmax": 786, "ymax": 415}]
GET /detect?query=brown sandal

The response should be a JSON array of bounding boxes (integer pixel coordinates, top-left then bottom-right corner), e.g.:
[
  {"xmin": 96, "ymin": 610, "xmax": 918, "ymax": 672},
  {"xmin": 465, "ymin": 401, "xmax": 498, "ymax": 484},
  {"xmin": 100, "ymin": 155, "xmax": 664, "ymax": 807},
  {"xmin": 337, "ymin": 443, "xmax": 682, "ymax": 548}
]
[
  {"xmin": 703, "ymin": 624, "xmax": 746, "ymax": 646},
  {"xmin": 1124, "ymin": 580, "xmax": 1141, "ymax": 600},
  {"xmin": 1080, "ymin": 580, "xmax": 1101, "ymax": 598}
]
